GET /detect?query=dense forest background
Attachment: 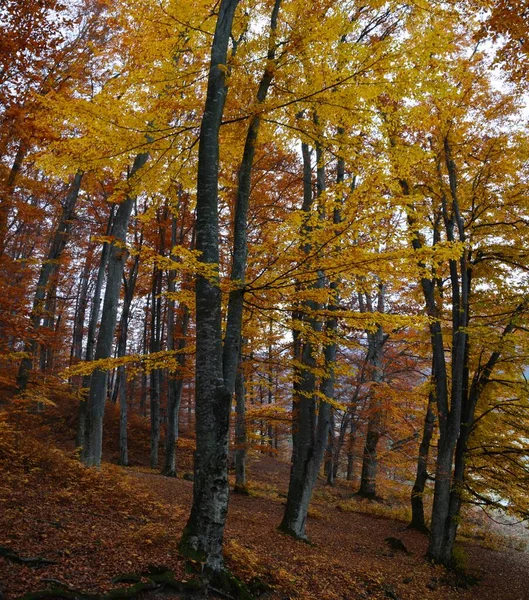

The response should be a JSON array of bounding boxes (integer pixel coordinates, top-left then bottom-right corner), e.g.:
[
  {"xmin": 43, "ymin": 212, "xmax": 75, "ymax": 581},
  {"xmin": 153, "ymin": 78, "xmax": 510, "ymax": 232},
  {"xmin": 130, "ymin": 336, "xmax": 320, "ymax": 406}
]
[{"xmin": 1, "ymin": 0, "xmax": 529, "ymax": 598}]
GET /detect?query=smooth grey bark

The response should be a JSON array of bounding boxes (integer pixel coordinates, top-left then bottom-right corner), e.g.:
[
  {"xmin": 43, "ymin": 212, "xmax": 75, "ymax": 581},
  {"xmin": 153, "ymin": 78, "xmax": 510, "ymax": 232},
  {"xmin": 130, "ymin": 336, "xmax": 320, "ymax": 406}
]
[
  {"xmin": 77, "ymin": 210, "xmax": 114, "ymax": 447},
  {"xmin": 149, "ymin": 265, "xmax": 163, "ymax": 469},
  {"xmin": 280, "ymin": 134, "xmax": 337, "ymax": 540},
  {"xmin": 81, "ymin": 152, "xmax": 149, "ymax": 468},
  {"xmin": 115, "ymin": 246, "xmax": 141, "ymax": 466},
  {"xmin": 179, "ymin": 0, "xmax": 241, "ymax": 573},
  {"xmin": 180, "ymin": 0, "xmax": 282, "ymax": 574},
  {"xmin": 163, "ymin": 209, "xmax": 191, "ymax": 477},
  {"xmin": 17, "ymin": 171, "xmax": 83, "ymax": 392},
  {"xmin": 357, "ymin": 287, "xmax": 385, "ymax": 499}
]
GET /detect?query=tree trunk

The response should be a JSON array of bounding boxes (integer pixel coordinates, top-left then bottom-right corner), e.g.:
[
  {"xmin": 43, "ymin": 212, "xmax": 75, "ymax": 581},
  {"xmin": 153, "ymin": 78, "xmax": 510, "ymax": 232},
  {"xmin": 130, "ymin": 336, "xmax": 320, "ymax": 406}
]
[
  {"xmin": 140, "ymin": 294, "xmax": 150, "ymax": 417},
  {"xmin": 0, "ymin": 141, "xmax": 26, "ymax": 258},
  {"xmin": 426, "ymin": 141, "xmax": 469, "ymax": 565},
  {"xmin": 17, "ymin": 172, "xmax": 83, "ymax": 391},
  {"xmin": 233, "ymin": 346, "xmax": 247, "ymax": 493},
  {"xmin": 325, "ymin": 409, "xmax": 335, "ymax": 485},
  {"xmin": 163, "ymin": 212, "xmax": 190, "ymax": 477},
  {"xmin": 149, "ymin": 265, "xmax": 163, "ymax": 469},
  {"xmin": 280, "ymin": 133, "xmax": 335, "ymax": 540},
  {"xmin": 409, "ymin": 383, "xmax": 436, "ymax": 533},
  {"xmin": 70, "ymin": 245, "xmax": 93, "ymax": 373},
  {"xmin": 180, "ymin": 0, "xmax": 282, "ymax": 574},
  {"xmin": 346, "ymin": 419, "xmax": 357, "ymax": 481},
  {"xmin": 115, "ymin": 246, "xmax": 141, "ymax": 466},
  {"xmin": 81, "ymin": 152, "xmax": 148, "ymax": 468},
  {"xmin": 178, "ymin": 0, "xmax": 241, "ymax": 574},
  {"xmin": 77, "ymin": 210, "xmax": 114, "ymax": 447},
  {"xmin": 357, "ymin": 286, "xmax": 386, "ymax": 499}
]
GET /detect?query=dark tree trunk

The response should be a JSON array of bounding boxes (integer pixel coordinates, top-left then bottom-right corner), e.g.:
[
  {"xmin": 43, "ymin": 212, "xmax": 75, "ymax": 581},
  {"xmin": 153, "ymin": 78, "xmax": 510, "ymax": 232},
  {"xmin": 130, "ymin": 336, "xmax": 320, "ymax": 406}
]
[
  {"xmin": 180, "ymin": 0, "xmax": 282, "ymax": 574},
  {"xmin": 140, "ymin": 294, "xmax": 150, "ymax": 417},
  {"xmin": 81, "ymin": 153, "xmax": 149, "ymax": 468},
  {"xmin": 325, "ymin": 409, "xmax": 335, "ymax": 485},
  {"xmin": 149, "ymin": 265, "xmax": 163, "ymax": 469},
  {"xmin": 163, "ymin": 208, "xmax": 191, "ymax": 477},
  {"xmin": 409, "ymin": 383, "xmax": 436, "ymax": 533},
  {"xmin": 70, "ymin": 245, "xmax": 93, "ymax": 373},
  {"xmin": 346, "ymin": 418, "xmax": 357, "ymax": 481},
  {"xmin": 426, "ymin": 143, "xmax": 469, "ymax": 565},
  {"xmin": 179, "ymin": 0, "xmax": 241, "ymax": 574},
  {"xmin": 233, "ymin": 346, "xmax": 247, "ymax": 493},
  {"xmin": 0, "ymin": 141, "xmax": 26, "ymax": 258},
  {"xmin": 17, "ymin": 172, "xmax": 83, "ymax": 391},
  {"xmin": 162, "ymin": 305, "xmax": 188, "ymax": 477},
  {"xmin": 280, "ymin": 131, "xmax": 339, "ymax": 539}
]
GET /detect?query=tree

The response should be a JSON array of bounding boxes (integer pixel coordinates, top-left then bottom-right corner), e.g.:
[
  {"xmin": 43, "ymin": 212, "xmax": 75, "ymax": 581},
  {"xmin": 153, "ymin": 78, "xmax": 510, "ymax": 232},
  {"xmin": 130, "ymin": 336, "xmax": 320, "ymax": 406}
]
[
  {"xmin": 178, "ymin": 0, "xmax": 241, "ymax": 575},
  {"xmin": 386, "ymin": 35, "xmax": 529, "ymax": 562},
  {"xmin": 82, "ymin": 152, "xmax": 149, "ymax": 467}
]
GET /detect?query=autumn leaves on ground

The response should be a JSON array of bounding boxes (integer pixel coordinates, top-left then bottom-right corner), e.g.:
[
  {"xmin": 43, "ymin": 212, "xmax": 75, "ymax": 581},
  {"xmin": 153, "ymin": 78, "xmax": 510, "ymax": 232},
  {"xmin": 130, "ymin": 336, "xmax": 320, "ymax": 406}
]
[{"xmin": 1, "ymin": 395, "xmax": 528, "ymax": 600}]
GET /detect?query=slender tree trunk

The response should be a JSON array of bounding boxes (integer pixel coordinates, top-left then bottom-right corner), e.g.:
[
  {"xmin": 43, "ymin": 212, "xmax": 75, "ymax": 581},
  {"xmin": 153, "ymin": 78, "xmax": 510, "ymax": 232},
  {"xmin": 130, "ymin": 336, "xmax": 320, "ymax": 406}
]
[
  {"xmin": 149, "ymin": 266, "xmax": 162, "ymax": 469},
  {"xmin": 180, "ymin": 0, "xmax": 282, "ymax": 575},
  {"xmin": 179, "ymin": 0, "xmax": 241, "ymax": 573},
  {"xmin": 70, "ymin": 245, "xmax": 93, "ymax": 372},
  {"xmin": 427, "ymin": 142, "xmax": 469, "ymax": 565},
  {"xmin": 115, "ymin": 247, "xmax": 141, "ymax": 466},
  {"xmin": 346, "ymin": 418, "xmax": 357, "ymax": 481},
  {"xmin": 162, "ymin": 306, "xmax": 188, "ymax": 477},
  {"xmin": 280, "ymin": 131, "xmax": 337, "ymax": 539},
  {"xmin": 409, "ymin": 383, "xmax": 436, "ymax": 533},
  {"xmin": 77, "ymin": 210, "xmax": 114, "ymax": 447},
  {"xmin": 333, "ymin": 409, "xmax": 353, "ymax": 479},
  {"xmin": 17, "ymin": 172, "xmax": 83, "ymax": 391},
  {"xmin": 233, "ymin": 345, "xmax": 247, "ymax": 493},
  {"xmin": 357, "ymin": 287, "xmax": 386, "ymax": 499},
  {"xmin": 82, "ymin": 153, "xmax": 149, "ymax": 468},
  {"xmin": 0, "ymin": 141, "xmax": 26, "ymax": 258},
  {"xmin": 140, "ymin": 294, "xmax": 150, "ymax": 417},
  {"xmin": 325, "ymin": 409, "xmax": 335, "ymax": 485}
]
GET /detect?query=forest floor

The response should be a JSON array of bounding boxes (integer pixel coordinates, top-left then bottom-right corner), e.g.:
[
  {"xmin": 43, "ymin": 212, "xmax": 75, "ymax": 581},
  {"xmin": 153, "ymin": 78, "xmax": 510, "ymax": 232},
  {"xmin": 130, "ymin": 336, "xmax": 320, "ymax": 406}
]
[{"xmin": 1, "ymin": 398, "xmax": 529, "ymax": 600}]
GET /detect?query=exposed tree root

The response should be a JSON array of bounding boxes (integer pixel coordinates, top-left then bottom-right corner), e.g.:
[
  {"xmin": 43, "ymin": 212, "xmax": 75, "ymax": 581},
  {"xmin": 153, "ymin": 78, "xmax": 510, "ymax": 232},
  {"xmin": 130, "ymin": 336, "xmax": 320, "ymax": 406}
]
[
  {"xmin": 17, "ymin": 565, "xmax": 267, "ymax": 600},
  {"xmin": 0, "ymin": 546, "xmax": 57, "ymax": 567}
]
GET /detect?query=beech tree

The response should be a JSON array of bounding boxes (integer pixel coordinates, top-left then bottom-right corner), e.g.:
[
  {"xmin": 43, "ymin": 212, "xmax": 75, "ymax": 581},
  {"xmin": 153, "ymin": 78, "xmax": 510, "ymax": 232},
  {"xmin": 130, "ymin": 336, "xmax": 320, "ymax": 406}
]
[
  {"xmin": 177, "ymin": 0, "xmax": 241, "ymax": 574},
  {"xmin": 82, "ymin": 152, "xmax": 149, "ymax": 467},
  {"xmin": 386, "ymin": 25, "xmax": 529, "ymax": 562}
]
